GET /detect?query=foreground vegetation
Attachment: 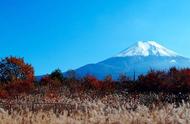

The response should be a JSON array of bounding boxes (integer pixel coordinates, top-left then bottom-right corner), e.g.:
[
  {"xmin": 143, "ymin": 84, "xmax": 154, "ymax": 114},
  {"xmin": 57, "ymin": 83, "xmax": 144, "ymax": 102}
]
[
  {"xmin": 0, "ymin": 56, "xmax": 190, "ymax": 123},
  {"xmin": 1, "ymin": 103, "xmax": 190, "ymax": 124},
  {"xmin": 0, "ymin": 91, "xmax": 190, "ymax": 124}
]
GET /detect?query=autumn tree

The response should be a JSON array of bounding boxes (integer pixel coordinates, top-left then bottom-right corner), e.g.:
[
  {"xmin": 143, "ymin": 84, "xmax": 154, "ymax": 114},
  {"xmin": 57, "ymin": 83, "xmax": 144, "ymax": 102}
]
[
  {"xmin": 137, "ymin": 70, "xmax": 166, "ymax": 92},
  {"xmin": 167, "ymin": 68, "xmax": 190, "ymax": 93},
  {"xmin": 84, "ymin": 75, "xmax": 102, "ymax": 90},
  {"xmin": 0, "ymin": 56, "xmax": 34, "ymax": 95},
  {"xmin": 103, "ymin": 75, "xmax": 114, "ymax": 91}
]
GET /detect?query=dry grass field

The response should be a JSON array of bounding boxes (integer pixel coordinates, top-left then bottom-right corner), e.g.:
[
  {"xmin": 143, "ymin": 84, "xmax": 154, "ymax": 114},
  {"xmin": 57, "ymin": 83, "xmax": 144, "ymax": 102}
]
[
  {"xmin": 1, "ymin": 103, "xmax": 190, "ymax": 124},
  {"xmin": 0, "ymin": 88, "xmax": 190, "ymax": 124}
]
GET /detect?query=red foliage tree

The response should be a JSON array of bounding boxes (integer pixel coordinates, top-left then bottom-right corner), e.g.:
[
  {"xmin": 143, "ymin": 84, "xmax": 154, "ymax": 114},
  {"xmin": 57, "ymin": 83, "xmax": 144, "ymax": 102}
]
[
  {"xmin": 103, "ymin": 75, "xmax": 115, "ymax": 90},
  {"xmin": 168, "ymin": 68, "xmax": 190, "ymax": 93},
  {"xmin": 84, "ymin": 75, "xmax": 102, "ymax": 90},
  {"xmin": 0, "ymin": 56, "xmax": 34, "ymax": 95},
  {"xmin": 137, "ymin": 70, "xmax": 166, "ymax": 92},
  {"xmin": 181, "ymin": 68, "xmax": 190, "ymax": 88}
]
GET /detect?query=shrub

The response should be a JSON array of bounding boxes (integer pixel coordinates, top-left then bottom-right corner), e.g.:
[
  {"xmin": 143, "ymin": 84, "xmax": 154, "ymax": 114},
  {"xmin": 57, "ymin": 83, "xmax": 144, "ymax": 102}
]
[{"xmin": 84, "ymin": 75, "xmax": 102, "ymax": 90}]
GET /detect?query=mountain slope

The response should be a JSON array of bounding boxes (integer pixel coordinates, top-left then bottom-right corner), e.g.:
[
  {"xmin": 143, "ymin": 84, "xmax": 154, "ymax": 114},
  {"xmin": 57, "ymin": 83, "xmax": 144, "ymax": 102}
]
[{"xmin": 75, "ymin": 41, "xmax": 190, "ymax": 80}]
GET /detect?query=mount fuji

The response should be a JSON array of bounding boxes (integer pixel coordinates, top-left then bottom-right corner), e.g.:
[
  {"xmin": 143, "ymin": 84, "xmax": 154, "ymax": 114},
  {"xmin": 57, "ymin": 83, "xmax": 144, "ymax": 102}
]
[{"xmin": 75, "ymin": 41, "xmax": 190, "ymax": 80}]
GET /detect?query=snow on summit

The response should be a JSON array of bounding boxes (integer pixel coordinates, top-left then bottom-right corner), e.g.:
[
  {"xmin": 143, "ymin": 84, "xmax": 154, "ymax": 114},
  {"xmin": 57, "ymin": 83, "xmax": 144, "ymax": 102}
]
[{"xmin": 116, "ymin": 41, "xmax": 179, "ymax": 57}]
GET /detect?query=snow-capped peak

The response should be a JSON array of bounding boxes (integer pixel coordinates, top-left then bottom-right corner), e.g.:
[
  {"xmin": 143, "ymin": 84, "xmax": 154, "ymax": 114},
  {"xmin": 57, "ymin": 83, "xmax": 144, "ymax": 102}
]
[{"xmin": 116, "ymin": 41, "xmax": 179, "ymax": 57}]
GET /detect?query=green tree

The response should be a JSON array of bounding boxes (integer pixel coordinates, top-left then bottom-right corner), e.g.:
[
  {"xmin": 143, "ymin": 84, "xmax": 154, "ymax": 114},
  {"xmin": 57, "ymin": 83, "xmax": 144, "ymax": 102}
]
[{"xmin": 50, "ymin": 69, "xmax": 64, "ymax": 83}]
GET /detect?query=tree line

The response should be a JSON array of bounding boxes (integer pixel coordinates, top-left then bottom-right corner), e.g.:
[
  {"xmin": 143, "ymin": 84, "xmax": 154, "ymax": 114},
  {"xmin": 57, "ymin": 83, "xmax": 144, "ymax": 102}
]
[{"xmin": 0, "ymin": 56, "xmax": 190, "ymax": 98}]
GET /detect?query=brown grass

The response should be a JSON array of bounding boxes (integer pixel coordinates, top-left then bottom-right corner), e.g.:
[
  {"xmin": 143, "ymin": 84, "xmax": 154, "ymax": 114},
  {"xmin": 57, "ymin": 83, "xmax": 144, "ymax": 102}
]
[{"xmin": 0, "ymin": 88, "xmax": 190, "ymax": 124}]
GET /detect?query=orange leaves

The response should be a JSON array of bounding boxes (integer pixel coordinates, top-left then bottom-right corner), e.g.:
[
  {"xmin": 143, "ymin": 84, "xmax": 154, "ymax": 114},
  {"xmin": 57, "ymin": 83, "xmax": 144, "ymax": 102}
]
[
  {"xmin": 84, "ymin": 75, "xmax": 115, "ymax": 91},
  {"xmin": 135, "ymin": 68, "xmax": 190, "ymax": 93},
  {"xmin": 0, "ymin": 56, "xmax": 35, "ymax": 96},
  {"xmin": 85, "ymin": 75, "xmax": 102, "ymax": 90},
  {"xmin": 0, "ymin": 56, "xmax": 34, "ymax": 83}
]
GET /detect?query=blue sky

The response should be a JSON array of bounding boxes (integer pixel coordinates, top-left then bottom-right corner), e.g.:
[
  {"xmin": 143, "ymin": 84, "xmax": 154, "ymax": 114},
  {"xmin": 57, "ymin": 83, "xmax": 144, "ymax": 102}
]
[{"xmin": 1, "ymin": 0, "xmax": 190, "ymax": 75}]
